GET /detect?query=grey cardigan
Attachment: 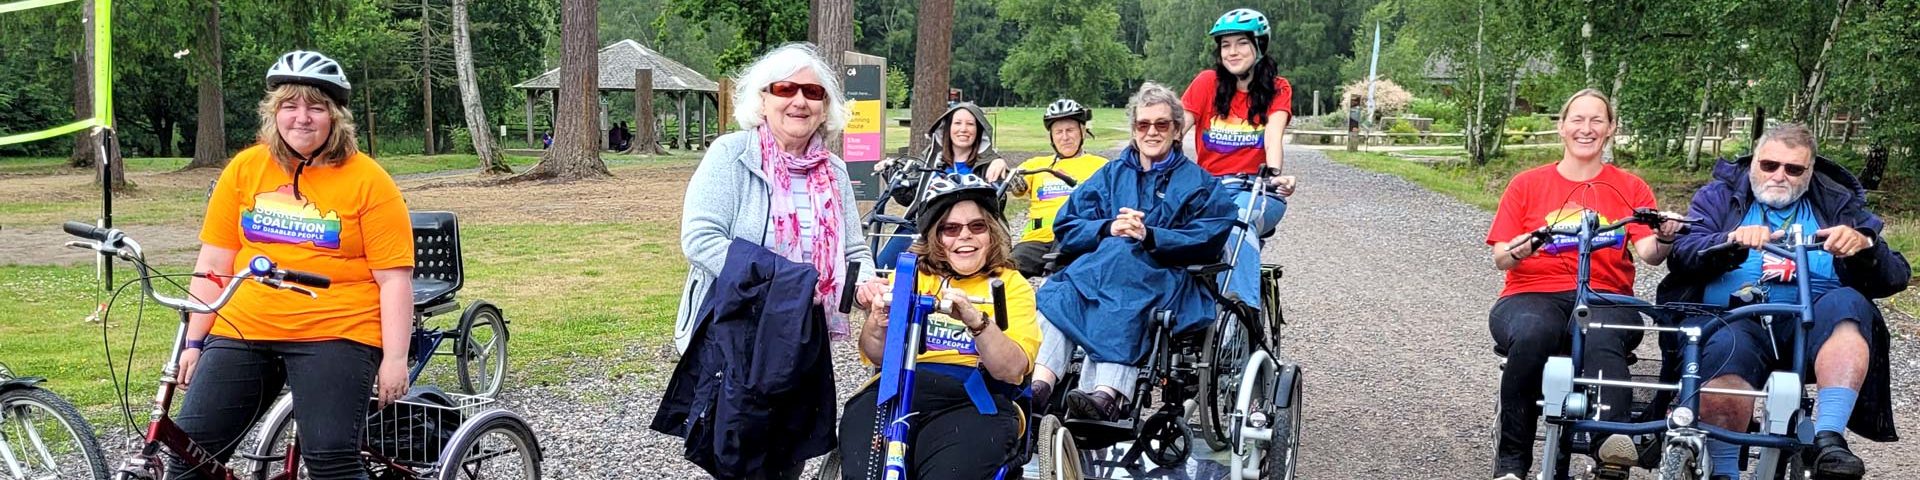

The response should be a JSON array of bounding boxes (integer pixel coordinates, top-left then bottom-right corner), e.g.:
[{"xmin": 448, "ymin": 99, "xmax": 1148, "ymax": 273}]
[{"xmin": 675, "ymin": 129, "xmax": 876, "ymax": 353}]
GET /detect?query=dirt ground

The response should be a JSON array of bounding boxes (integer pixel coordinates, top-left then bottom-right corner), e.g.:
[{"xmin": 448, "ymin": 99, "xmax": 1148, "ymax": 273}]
[{"xmin": 0, "ymin": 160, "xmax": 700, "ymax": 267}]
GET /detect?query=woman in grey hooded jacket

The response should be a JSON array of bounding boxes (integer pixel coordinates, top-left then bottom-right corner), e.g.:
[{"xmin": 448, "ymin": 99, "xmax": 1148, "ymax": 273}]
[{"xmin": 876, "ymin": 102, "xmax": 1007, "ymax": 267}]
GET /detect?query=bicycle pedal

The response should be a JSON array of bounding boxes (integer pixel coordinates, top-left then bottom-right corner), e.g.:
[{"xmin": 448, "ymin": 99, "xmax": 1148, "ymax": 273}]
[{"xmin": 1593, "ymin": 464, "xmax": 1631, "ymax": 480}]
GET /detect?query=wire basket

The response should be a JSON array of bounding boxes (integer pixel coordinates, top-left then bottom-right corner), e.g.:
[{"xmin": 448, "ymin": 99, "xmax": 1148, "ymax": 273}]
[{"xmin": 365, "ymin": 392, "xmax": 494, "ymax": 466}]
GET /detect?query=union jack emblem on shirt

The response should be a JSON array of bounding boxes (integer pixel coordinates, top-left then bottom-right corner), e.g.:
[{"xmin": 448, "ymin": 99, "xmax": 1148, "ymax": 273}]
[{"xmin": 1761, "ymin": 252, "xmax": 1796, "ymax": 283}]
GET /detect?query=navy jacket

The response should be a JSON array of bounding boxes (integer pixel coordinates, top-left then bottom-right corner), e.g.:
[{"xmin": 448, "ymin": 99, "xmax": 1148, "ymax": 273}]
[
  {"xmin": 1037, "ymin": 145, "xmax": 1237, "ymax": 365},
  {"xmin": 1657, "ymin": 155, "xmax": 1909, "ymax": 442},
  {"xmin": 650, "ymin": 239, "xmax": 838, "ymax": 477}
]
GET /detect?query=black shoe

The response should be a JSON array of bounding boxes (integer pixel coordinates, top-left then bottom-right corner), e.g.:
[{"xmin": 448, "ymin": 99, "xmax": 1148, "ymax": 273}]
[
  {"xmin": 1812, "ymin": 431, "xmax": 1865, "ymax": 479},
  {"xmin": 1031, "ymin": 381, "xmax": 1054, "ymax": 418},
  {"xmin": 1064, "ymin": 389, "xmax": 1126, "ymax": 422}
]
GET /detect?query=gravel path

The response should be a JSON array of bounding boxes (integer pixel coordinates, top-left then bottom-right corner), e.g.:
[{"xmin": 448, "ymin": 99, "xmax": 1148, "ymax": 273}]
[{"xmin": 505, "ymin": 147, "xmax": 1918, "ymax": 478}]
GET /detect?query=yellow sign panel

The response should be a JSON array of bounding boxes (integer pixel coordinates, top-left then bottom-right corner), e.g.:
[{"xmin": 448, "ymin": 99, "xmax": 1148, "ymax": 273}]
[{"xmin": 847, "ymin": 99, "xmax": 883, "ymax": 134}]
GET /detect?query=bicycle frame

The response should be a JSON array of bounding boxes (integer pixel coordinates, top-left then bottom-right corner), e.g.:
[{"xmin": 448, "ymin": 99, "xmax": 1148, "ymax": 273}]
[
  {"xmin": 1539, "ymin": 211, "xmax": 1823, "ymax": 477},
  {"xmin": 867, "ymin": 252, "xmax": 1013, "ymax": 480}
]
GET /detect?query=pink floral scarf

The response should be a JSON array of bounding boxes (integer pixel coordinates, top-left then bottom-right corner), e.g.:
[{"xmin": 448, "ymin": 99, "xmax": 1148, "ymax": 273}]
[{"xmin": 758, "ymin": 124, "xmax": 848, "ymax": 336}]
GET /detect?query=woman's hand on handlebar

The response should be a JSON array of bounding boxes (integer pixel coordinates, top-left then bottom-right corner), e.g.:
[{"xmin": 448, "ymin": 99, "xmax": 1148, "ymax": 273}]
[
  {"xmin": 982, "ymin": 159, "xmax": 1010, "ymax": 183},
  {"xmin": 1653, "ymin": 217, "xmax": 1684, "ymax": 243},
  {"xmin": 1268, "ymin": 175, "xmax": 1297, "ymax": 197},
  {"xmin": 938, "ymin": 288, "xmax": 987, "ymax": 332},
  {"xmin": 856, "ymin": 277, "xmax": 891, "ymax": 313}
]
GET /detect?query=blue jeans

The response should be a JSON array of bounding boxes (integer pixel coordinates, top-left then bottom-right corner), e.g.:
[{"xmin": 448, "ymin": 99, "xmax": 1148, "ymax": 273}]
[
  {"xmin": 166, "ymin": 337, "xmax": 378, "ymax": 480},
  {"xmin": 1216, "ymin": 179, "xmax": 1287, "ymax": 309}
]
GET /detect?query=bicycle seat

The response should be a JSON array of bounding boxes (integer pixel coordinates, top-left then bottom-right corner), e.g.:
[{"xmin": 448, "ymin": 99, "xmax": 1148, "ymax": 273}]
[{"xmin": 410, "ymin": 211, "xmax": 464, "ymax": 309}]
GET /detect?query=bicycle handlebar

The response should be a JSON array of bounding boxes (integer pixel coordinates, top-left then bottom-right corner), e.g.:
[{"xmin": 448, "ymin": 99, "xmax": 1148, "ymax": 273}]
[{"xmin": 61, "ymin": 221, "xmax": 327, "ymax": 314}]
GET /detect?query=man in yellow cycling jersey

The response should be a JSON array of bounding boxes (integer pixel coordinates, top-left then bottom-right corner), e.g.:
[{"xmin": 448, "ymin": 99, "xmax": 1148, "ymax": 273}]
[{"xmin": 1005, "ymin": 98, "xmax": 1110, "ymax": 278}]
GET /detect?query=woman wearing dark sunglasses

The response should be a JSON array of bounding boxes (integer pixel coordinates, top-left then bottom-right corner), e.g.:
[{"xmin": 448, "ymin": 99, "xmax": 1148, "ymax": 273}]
[
  {"xmin": 843, "ymin": 173, "xmax": 1042, "ymax": 478},
  {"xmin": 666, "ymin": 43, "xmax": 873, "ymax": 479},
  {"xmin": 1030, "ymin": 82, "xmax": 1239, "ymax": 422}
]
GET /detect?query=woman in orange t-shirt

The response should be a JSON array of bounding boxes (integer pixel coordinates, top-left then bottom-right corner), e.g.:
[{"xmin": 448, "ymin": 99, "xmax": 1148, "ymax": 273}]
[{"xmin": 168, "ymin": 51, "xmax": 414, "ymax": 480}]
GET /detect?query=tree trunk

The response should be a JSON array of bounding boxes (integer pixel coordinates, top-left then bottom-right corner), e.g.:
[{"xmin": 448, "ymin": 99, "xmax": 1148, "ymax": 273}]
[
  {"xmin": 452, "ymin": 0, "xmax": 509, "ymax": 174},
  {"xmin": 421, "ymin": 0, "xmax": 436, "ymax": 156},
  {"xmin": 908, "ymin": 0, "xmax": 954, "ymax": 159},
  {"xmin": 69, "ymin": 0, "xmax": 97, "ymax": 168},
  {"xmin": 1467, "ymin": 0, "xmax": 1489, "ymax": 165},
  {"xmin": 511, "ymin": 0, "xmax": 610, "ymax": 182},
  {"xmin": 811, "ymin": 0, "xmax": 853, "ymax": 156},
  {"xmin": 69, "ymin": 49, "xmax": 96, "ymax": 168},
  {"xmin": 628, "ymin": 69, "xmax": 665, "ymax": 155},
  {"xmin": 185, "ymin": 0, "xmax": 227, "ymax": 170},
  {"xmin": 1686, "ymin": 77, "xmax": 1713, "ymax": 170},
  {"xmin": 1793, "ymin": 0, "xmax": 1852, "ymax": 122}
]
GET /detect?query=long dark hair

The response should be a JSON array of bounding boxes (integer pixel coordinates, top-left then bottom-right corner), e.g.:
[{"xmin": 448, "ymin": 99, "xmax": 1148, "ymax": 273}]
[{"xmin": 1210, "ymin": 33, "xmax": 1279, "ymax": 127}]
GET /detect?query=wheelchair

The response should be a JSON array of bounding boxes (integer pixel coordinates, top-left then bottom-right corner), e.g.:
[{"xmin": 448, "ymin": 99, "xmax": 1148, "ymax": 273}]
[
  {"xmin": 1034, "ymin": 257, "xmax": 1301, "ymax": 480},
  {"xmin": 407, "ymin": 211, "xmax": 509, "ymax": 397}
]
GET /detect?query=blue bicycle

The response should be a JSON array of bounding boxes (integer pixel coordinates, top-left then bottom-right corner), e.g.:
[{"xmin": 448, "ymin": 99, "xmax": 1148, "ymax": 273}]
[{"xmin": 1535, "ymin": 208, "xmax": 1823, "ymax": 480}]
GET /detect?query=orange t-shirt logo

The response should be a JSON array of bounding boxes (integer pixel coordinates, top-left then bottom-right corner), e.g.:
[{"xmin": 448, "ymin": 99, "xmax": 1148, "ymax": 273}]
[{"xmin": 241, "ymin": 185, "xmax": 343, "ymax": 249}]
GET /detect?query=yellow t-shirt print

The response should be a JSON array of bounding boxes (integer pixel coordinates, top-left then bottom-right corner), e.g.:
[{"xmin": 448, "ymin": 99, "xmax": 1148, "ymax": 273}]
[{"xmin": 242, "ymin": 185, "xmax": 344, "ymax": 249}]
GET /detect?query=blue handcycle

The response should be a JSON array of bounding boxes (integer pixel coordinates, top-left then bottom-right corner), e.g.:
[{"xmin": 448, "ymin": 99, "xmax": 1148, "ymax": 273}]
[{"xmin": 1535, "ymin": 208, "xmax": 1824, "ymax": 480}]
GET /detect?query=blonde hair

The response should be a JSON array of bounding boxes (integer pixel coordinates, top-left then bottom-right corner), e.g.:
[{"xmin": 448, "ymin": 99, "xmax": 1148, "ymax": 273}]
[
  {"xmin": 255, "ymin": 83, "xmax": 360, "ymax": 169},
  {"xmin": 1557, "ymin": 88, "xmax": 1617, "ymax": 123}
]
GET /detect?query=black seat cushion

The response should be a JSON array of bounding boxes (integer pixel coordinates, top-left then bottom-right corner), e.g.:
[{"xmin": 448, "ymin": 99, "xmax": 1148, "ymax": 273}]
[{"xmin": 413, "ymin": 278, "xmax": 457, "ymax": 307}]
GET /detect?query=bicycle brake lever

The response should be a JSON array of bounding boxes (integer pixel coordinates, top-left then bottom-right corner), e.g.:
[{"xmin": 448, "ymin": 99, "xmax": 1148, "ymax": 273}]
[{"xmin": 286, "ymin": 285, "xmax": 318, "ymax": 299}]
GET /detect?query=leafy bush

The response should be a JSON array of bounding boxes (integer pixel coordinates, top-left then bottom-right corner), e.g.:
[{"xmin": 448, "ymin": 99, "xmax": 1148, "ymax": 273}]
[
  {"xmin": 1389, "ymin": 119, "xmax": 1420, "ymax": 144},
  {"xmin": 1431, "ymin": 119, "xmax": 1461, "ymax": 133},
  {"xmin": 448, "ymin": 127, "xmax": 474, "ymax": 154},
  {"xmin": 1409, "ymin": 97, "xmax": 1464, "ymax": 125},
  {"xmin": 887, "ymin": 67, "xmax": 911, "ymax": 109},
  {"xmin": 1505, "ymin": 115, "xmax": 1554, "ymax": 133}
]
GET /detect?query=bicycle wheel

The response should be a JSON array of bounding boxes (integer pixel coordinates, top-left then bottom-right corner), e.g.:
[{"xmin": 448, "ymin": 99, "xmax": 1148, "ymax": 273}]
[
  {"xmin": 1657, "ymin": 443, "xmax": 1701, "ymax": 480},
  {"xmin": 1198, "ymin": 307, "xmax": 1252, "ymax": 452},
  {"xmin": 455, "ymin": 303, "xmax": 508, "ymax": 397},
  {"xmin": 1260, "ymin": 366, "xmax": 1302, "ymax": 480},
  {"xmin": 244, "ymin": 396, "xmax": 307, "ymax": 480},
  {"xmin": 435, "ymin": 414, "xmax": 540, "ymax": 480},
  {"xmin": 0, "ymin": 387, "xmax": 109, "ymax": 480}
]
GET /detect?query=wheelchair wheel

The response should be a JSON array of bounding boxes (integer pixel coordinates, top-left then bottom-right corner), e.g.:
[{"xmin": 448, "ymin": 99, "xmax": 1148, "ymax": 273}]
[
  {"xmin": 455, "ymin": 302, "xmax": 508, "ymax": 397},
  {"xmin": 816, "ymin": 452, "xmax": 841, "ymax": 480},
  {"xmin": 1198, "ymin": 308, "xmax": 1253, "ymax": 452},
  {"xmin": 1036, "ymin": 414, "xmax": 1071, "ymax": 480},
  {"xmin": 436, "ymin": 412, "xmax": 542, "ymax": 480},
  {"xmin": 1140, "ymin": 411, "xmax": 1193, "ymax": 468}
]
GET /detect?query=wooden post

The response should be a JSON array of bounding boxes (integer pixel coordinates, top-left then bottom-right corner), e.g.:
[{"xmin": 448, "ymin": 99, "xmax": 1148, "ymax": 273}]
[
  {"xmin": 677, "ymin": 92, "xmax": 690, "ymax": 150},
  {"xmin": 630, "ymin": 69, "xmax": 664, "ymax": 155},
  {"xmin": 697, "ymin": 93, "xmax": 707, "ymax": 149},
  {"xmin": 525, "ymin": 89, "xmax": 535, "ymax": 146},
  {"xmin": 718, "ymin": 78, "xmax": 733, "ymax": 135}
]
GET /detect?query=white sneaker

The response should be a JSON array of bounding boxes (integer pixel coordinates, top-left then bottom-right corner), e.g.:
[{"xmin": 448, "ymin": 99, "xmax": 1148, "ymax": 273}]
[
  {"xmin": 1596, "ymin": 434, "xmax": 1638, "ymax": 467},
  {"xmin": 1493, "ymin": 474, "xmax": 1522, "ymax": 480}
]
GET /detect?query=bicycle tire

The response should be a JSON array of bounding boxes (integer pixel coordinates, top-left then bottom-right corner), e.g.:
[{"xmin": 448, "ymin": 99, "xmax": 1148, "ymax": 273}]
[
  {"xmin": 1198, "ymin": 307, "xmax": 1251, "ymax": 452},
  {"xmin": 1657, "ymin": 444, "xmax": 1701, "ymax": 480},
  {"xmin": 1260, "ymin": 367, "xmax": 1302, "ymax": 480},
  {"xmin": 0, "ymin": 387, "xmax": 110, "ymax": 480},
  {"xmin": 455, "ymin": 303, "xmax": 508, "ymax": 397},
  {"xmin": 244, "ymin": 396, "xmax": 305, "ymax": 480},
  {"xmin": 435, "ymin": 415, "xmax": 541, "ymax": 480}
]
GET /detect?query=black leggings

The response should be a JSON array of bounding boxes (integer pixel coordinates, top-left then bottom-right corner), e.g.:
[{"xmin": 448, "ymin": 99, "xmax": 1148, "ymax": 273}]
[
  {"xmin": 166, "ymin": 337, "xmax": 378, "ymax": 480},
  {"xmin": 837, "ymin": 372, "xmax": 1022, "ymax": 480},
  {"xmin": 1488, "ymin": 292, "xmax": 1641, "ymax": 477}
]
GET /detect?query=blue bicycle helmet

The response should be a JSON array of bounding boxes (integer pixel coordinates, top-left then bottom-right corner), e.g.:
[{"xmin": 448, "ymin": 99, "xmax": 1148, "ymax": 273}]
[{"xmin": 1209, "ymin": 8, "xmax": 1271, "ymax": 39}]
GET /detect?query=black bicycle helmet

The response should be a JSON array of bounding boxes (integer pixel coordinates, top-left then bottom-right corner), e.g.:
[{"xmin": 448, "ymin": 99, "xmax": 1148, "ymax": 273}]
[
  {"xmin": 915, "ymin": 173, "xmax": 1003, "ymax": 230},
  {"xmin": 266, "ymin": 51, "xmax": 352, "ymax": 106}
]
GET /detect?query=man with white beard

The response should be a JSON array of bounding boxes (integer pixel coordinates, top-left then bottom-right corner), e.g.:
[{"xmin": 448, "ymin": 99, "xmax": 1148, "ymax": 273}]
[{"xmin": 1656, "ymin": 123, "xmax": 1910, "ymax": 480}]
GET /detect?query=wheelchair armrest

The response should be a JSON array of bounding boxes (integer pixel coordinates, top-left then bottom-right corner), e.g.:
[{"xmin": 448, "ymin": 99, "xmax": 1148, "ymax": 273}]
[{"xmin": 1185, "ymin": 263, "xmax": 1231, "ymax": 277}]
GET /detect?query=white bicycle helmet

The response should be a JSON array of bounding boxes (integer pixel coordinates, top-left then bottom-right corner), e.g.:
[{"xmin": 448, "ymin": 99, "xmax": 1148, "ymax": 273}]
[
  {"xmin": 266, "ymin": 51, "xmax": 352, "ymax": 106},
  {"xmin": 1043, "ymin": 98, "xmax": 1093, "ymax": 126},
  {"xmin": 916, "ymin": 173, "xmax": 1003, "ymax": 228}
]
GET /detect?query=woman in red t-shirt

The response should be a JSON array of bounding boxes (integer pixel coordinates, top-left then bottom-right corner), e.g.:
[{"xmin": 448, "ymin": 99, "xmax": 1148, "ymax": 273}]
[
  {"xmin": 1182, "ymin": 9, "xmax": 1295, "ymax": 191},
  {"xmin": 1483, "ymin": 89, "xmax": 1683, "ymax": 480}
]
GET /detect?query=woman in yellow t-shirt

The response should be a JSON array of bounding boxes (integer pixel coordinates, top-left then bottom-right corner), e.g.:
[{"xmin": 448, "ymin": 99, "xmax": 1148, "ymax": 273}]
[
  {"xmin": 1005, "ymin": 98, "xmax": 1109, "ymax": 278},
  {"xmin": 169, "ymin": 51, "xmax": 414, "ymax": 480},
  {"xmin": 839, "ymin": 173, "xmax": 1040, "ymax": 478}
]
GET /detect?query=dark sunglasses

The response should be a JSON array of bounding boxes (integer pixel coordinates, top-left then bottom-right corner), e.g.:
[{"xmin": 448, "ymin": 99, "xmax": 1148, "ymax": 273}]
[
  {"xmin": 937, "ymin": 220, "xmax": 991, "ymax": 237},
  {"xmin": 1133, "ymin": 120, "xmax": 1174, "ymax": 134},
  {"xmin": 765, "ymin": 81, "xmax": 827, "ymax": 101},
  {"xmin": 1756, "ymin": 159, "xmax": 1809, "ymax": 177}
]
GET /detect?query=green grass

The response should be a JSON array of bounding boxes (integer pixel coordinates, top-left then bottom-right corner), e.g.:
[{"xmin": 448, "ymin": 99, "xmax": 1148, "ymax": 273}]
[
  {"xmin": 0, "ymin": 157, "xmax": 194, "ymax": 174},
  {"xmin": 0, "ymin": 221, "xmax": 687, "ymax": 426},
  {"xmin": 1328, "ymin": 148, "xmax": 1920, "ymax": 318},
  {"xmin": 884, "ymin": 107, "xmax": 1131, "ymax": 155}
]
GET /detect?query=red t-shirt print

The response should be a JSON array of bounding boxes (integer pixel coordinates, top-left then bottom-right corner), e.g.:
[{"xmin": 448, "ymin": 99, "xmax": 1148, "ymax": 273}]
[
  {"xmin": 1181, "ymin": 69, "xmax": 1294, "ymax": 176},
  {"xmin": 1486, "ymin": 163, "xmax": 1657, "ymax": 297}
]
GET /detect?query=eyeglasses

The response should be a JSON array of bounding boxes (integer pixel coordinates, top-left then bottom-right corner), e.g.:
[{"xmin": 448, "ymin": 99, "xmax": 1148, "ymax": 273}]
[
  {"xmin": 1756, "ymin": 159, "xmax": 1809, "ymax": 177},
  {"xmin": 1133, "ymin": 120, "xmax": 1174, "ymax": 134},
  {"xmin": 937, "ymin": 220, "xmax": 990, "ymax": 237},
  {"xmin": 765, "ymin": 81, "xmax": 827, "ymax": 101}
]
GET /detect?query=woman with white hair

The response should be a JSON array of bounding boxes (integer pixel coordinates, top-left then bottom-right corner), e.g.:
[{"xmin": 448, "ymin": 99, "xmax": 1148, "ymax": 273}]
[{"xmin": 660, "ymin": 43, "xmax": 873, "ymax": 479}]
